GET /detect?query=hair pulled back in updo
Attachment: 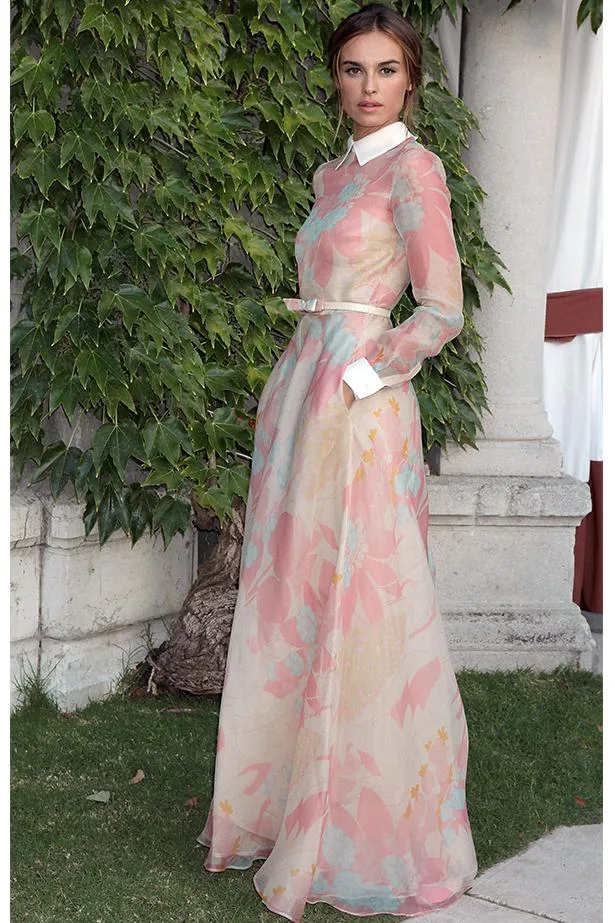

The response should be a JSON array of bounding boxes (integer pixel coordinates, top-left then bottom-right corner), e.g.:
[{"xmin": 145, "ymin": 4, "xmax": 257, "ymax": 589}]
[{"xmin": 327, "ymin": 3, "xmax": 423, "ymax": 124}]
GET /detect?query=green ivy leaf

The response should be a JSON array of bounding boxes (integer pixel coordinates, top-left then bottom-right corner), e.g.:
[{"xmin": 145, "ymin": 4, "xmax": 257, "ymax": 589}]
[
  {"xmin": 11, "ymin": 248, "xmax": 32, "ymax": 279},
  {"xmin": 31, "ymin": 443, "xmax": 82, "ymax": 500},
  {"xmin": 200, "ymin": 365, "xmax": 246, "ymax": 401},
  {"xmin": 74, "ymin": 451, "xmax": 95, "ymax": 497},
  {"xmin": 18, "ymin": 209, "xmax": 62, "ymax": 258},
  {"xmin": 16, "ymin": 144, "xmax": 69, "ymax": 197},
  {"xmin": 217, "ymin": 463, "xmax": 250, "ymax": 502},
  {"xmin": 105, "ymin": 381, "xmax": 136, "ymax": 417},
  {"xmin": 91, "ymin": 421, "xmax": 143, "ymax": 477},
  {"xmin": 80, "ymin": 74, "xmax": 116, "ymax": 119},
  {"xmin": 198, "ymin": 407, "xmax": 254, "ymax": 455},
  {"xmin": 83, "ymin": 492, "xmax": 98, "ymax": 537},
  {"xmin": 77, "ymin": 4, "xmax": 123, "ymax": 49},
  {"xmin": 13, "ymin": 107, "xmax": 56, "ymax": 145},
  {"xmin": 11, "ymin": 55, "xmax": 40, "ymax": 87},
  {"xmin": 133, "ymin": 224, "xmax": 177, "ymax": 268},
  {"xmin": 223, "ymin": 14, "xmax": 248, "ymax": 49},
  {"xmin": 124, "ymin": 485, "xmax": 157, "ymax": 545},
  {"xmin": 60, "ymin": 128, "xmax": 109, "ymax": 175},
  {"xmin": 76, "ymin": 246, "xmax": 92, "ymax": 290},
  {"xmin": 97, "ymin": 285, "xmax": 152, "ymax": 331},
  {"xmin": 151, "ymin": 494, "xmax": 192, "ymax": 548},
  {"xmin": 48, "ymin": 370, "xmax": 87, "ymax": 421},
  {"xmin": 75, "ymin": 346, "xmax": 125, "ymax": 394},
  {"xmin": 142, "ymin": 418, "xmax": 193, "ymax": 466},
  {"xmin": 52, "ymin": 304, "xmax": 82, "ymax": 344},
  {"xmin": 142, "ymin": 458, "xmax": 186, "ymax": 491},
  {"xmin": 55, "ymin": 0, "xmax": 76, "ymax": 39},
  {"xmin": 82, "ymin": 182, "xmax": 137, "ymax": 232},
  {"xmin": 10, "ymin": 319, "xmax": 37, "ymax": 355},
  {"xmin": 193, "ymin": 484, "xmax": 232, "ymax": 523},
  {"xmin": 96, "ymin": 484, "xmax": 125, "ymax": 544}
]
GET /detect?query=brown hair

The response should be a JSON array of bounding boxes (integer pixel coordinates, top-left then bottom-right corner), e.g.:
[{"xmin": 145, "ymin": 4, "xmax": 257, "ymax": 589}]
[{"xmin": 327, "ymin": 3, "xmax": 423, "ymax": 125}]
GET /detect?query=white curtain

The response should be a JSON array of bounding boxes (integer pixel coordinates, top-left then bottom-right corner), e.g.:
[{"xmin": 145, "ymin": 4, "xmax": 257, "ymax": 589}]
[
  {"xmin": 546, "ymin": 1, "xmax": 603, "ymax": 293},
  {"xmin": 543, "ymin": 0, "xmax": 603, "ymax": 482},
  {"xmin": 543, "ymin": 333, "xmax": 602, "ymax": 481}
]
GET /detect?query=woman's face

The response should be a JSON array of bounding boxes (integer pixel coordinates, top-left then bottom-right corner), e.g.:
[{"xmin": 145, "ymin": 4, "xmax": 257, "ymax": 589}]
[{"xmin": 336, "ymin": 30, "xmax": 410, "ymax": 140}]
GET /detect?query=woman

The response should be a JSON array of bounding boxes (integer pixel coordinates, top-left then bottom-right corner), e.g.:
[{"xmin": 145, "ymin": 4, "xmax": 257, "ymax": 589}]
[{"xmin": 198, "ymin": 4, "xmax": 478, "ymax": 919}]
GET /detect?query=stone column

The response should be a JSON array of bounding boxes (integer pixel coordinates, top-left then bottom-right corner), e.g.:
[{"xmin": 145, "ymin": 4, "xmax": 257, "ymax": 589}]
[
  {"xmin": 428, "ymin": 0, "xmax": 594, "ymax": 669},
  {"xmin": 440, "ymin": 0, "xmax": 563, "ymax": 477}
]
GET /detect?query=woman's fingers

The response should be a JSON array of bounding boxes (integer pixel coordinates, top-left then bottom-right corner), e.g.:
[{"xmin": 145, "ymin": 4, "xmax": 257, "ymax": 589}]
[{"xmin": 342, "ymin": 381, "xmax": 355, "ymax": 408}]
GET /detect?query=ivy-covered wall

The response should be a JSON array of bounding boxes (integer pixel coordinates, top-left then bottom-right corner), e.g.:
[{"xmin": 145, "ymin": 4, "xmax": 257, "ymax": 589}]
[{"xmin": 11, "ymin": 1, "xmax": 508, "ymax": 546}]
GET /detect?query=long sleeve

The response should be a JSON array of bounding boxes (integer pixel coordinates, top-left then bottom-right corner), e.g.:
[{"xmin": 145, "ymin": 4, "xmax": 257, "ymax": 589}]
[{"xmin": 344, "ymin": 146, "xmax": 464, "ymax": 397}]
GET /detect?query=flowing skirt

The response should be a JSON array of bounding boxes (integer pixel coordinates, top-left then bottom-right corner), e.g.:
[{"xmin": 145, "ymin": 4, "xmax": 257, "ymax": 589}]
[{"xmin": 198, "ymin": 309, "xmax": 477, "ymax": 921}]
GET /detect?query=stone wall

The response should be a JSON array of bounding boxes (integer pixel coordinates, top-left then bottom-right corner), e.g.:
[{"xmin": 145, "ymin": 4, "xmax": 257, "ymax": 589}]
[{"xmin": 10, "ymin": 487, "xmax": 196, "ymax": 710}]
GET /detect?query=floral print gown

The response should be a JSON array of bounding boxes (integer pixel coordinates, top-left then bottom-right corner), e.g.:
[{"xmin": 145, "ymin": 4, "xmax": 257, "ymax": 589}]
[{"xmin": 198, "ymin": 123, "xmax": 478, "ymax": 920}]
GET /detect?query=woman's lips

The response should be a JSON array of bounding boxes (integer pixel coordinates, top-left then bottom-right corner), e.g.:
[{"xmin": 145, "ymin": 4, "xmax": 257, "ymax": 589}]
[{"xmin": 358, "ymin": 102, "xmax": 382, "ymax": 109}]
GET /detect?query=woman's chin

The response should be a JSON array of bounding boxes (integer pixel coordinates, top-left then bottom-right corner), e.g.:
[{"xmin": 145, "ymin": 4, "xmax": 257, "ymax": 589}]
[{"xmin": 351, "ymin": 112, "xmax": 395, "ymax": 136}]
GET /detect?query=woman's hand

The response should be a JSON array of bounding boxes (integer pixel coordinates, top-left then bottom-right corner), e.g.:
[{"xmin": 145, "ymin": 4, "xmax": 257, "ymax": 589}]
[{"xmin": 343, "ymin": 381, "xmax": 355, "ymax": 409}]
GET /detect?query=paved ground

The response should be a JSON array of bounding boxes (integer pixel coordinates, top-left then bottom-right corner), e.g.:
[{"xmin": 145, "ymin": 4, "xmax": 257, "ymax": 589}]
[{"xmin": 425, "ymin": 824, "xmax": 602, "ymax": 923}]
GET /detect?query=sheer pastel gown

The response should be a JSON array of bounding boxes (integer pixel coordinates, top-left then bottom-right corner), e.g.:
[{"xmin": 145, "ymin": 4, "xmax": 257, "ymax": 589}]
[{"xmin": 198, "ymin": 130, "xmax": 478, "ymax": 921}]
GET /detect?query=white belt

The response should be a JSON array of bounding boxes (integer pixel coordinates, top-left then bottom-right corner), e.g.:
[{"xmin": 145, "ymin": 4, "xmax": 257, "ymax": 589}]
[{"xmin": 284, "ymin": 298, "xmax": 391, "ymax": 319}]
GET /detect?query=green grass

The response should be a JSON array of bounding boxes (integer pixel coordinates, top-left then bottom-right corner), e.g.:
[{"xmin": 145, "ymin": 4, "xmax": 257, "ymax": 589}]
[{"xmin": 11, "ymin": 668, "xmax": 602, "ymax": 923}]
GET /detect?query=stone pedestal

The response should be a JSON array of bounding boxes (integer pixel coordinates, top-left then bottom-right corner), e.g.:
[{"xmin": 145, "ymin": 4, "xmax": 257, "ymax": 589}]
[
  {"xmin": 429, "ymin": 477, "xmax": 594, "ymax": 670},
  {"xmin": 10, "ymin": 487, "xmax": 196, "ymax": 710}
]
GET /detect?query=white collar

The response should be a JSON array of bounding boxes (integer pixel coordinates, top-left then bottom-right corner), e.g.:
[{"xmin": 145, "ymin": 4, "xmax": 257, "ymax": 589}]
[{"xmin": 335, "ymin": 121, "xmax": 413, "ymax": 170}]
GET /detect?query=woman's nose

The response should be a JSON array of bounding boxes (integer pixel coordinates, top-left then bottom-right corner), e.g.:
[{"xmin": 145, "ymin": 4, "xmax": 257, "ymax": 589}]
[{"xmin": 362, "ymin": 74, "xmax": 377, "ymax": 95}]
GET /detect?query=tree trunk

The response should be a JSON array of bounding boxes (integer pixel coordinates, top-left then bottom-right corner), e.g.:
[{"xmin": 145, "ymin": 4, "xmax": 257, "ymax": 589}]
[{"xmin": 151, "ymin": 503, "xmax": 245, "ymax": 694}]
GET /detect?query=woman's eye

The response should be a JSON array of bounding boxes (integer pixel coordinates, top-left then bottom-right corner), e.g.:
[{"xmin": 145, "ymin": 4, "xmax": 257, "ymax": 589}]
[{"xmin": 342, "ymin": 66, "xmax": 397, "ymax": 76}]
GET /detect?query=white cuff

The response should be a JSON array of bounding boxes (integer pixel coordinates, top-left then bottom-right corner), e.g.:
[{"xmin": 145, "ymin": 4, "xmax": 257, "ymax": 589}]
[{"xmin": 342, "ymin": 358, "xmax": 386, "ymax": 400}]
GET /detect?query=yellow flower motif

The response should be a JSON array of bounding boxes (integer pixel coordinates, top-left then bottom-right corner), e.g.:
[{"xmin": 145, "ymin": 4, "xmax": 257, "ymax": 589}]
[
  {"xmin": 296, "ymin": 400, "xmax": 347, "ymax": 500},
  {"xmin": 332, "ymin": 572, "xmax": 343, "ymax": 585},
  {"xmin": 361, "ymin": 448, "xmax": 375, "ymax": 464},
  {"xmin": 340, "ymin": 614, "xmax": 405, "ymax": 720},
  {"xmin": 388, "ymin": 396, "xmax": 400, "ymax": 414},
  {"xmin": 402, "ymin": 437, "xmax": 409, "ymax": 454},
  {"xmin": 410, "ymin": 784, "xmax": 420, "ymax": 799},
  {"xmin": 424, "ymin": 740, "xmax": 432, "ymax": 752},
  {"xmin": 437, "ymin": 727, "xmax": 449, "ymax": 743},
  {"xmin": 368, "ymin": 428, "xmax": 378, "ymax": 442},
  {"xmin": 373, "ymin": 408, "xmax": 382, "ymax": 418},
  {"xmin": 418, "ymin": 763, "xmax": 428, "ymax": 778},
  {"xmin": 403, "ymin": 801, "xmax": 413, "ymax": 819},
  {"xmin": 290, "ymin": 868, "xmax": 300, "ymax": 877},
  {"xmin": 232, "ymin": 836, "xmax": 241, "ymax": 852},
  {"xmin": 355, "ymin": 465, "xmax": 365, "ymax": 481},
  {"xmin": 374, "ymin": 347, "xmax": 385, "ymax": 363},
  {"xmin": 219, "ymin": 799, "xmax": 233, "ymax": 816},
  {"xmin": 273, "ymin": 885, "xmax": 287, "ymax": 897}
]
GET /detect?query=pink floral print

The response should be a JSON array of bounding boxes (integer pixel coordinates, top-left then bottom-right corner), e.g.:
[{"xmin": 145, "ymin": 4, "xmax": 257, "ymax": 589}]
[{"xmin": 198, "ymin": 132, "xmax": 477, "ymax": 920}]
